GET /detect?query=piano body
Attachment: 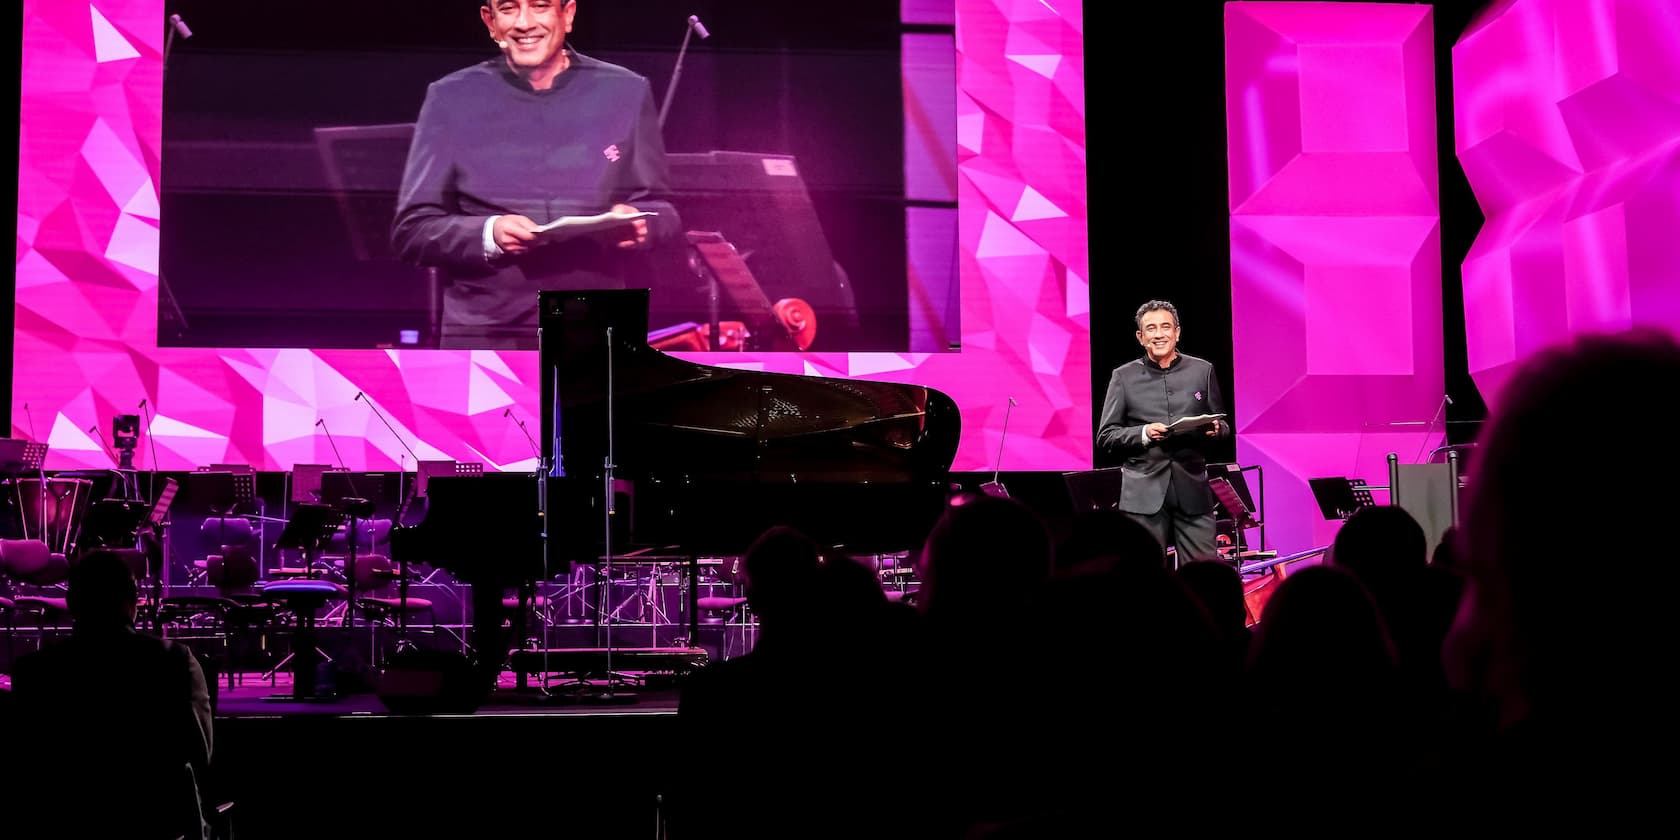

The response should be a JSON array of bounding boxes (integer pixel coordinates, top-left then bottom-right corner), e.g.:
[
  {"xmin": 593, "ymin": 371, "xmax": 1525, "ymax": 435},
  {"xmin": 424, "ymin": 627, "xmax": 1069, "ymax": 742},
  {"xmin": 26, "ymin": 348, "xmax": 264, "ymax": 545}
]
[{"xmin": 392, "ymin": 288, "xmax": 961, "ymax": 584}]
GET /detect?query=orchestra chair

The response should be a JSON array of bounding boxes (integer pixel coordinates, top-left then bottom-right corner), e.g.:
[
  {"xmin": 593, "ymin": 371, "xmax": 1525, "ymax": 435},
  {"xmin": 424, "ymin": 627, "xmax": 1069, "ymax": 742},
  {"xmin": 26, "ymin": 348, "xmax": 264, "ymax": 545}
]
[
  {"xmin": 162, "ymin": 545, "xmax": 269, "ymax": 690},
  {"xmin": 503, "ymin": 587, "xmax": 550, "ymax": 648},
  {"xmin": 0, "ymin": 538, "xmax": 72, "ymax": 650},
  {"xmin": 1, "ymin": 593, "xmax": 14, "ymax": 670},
  {"xmin": 194, "ymin": 515, "xmax": 257, "ymax": 585},
  {"xmin": 348, "ymin": 552, "xmax": 437, "ymax": 632}
]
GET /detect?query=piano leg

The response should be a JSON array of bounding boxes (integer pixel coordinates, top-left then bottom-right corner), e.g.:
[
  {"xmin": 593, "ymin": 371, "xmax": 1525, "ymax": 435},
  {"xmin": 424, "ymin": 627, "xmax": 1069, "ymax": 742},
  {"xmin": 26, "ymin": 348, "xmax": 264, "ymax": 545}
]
[
  {"xmin": 514, "ymin": 580, "xmax": 536, "ymax": 691},
  {"xmin": 688, "ymin": 553, "xmax": 699, "ymax": 646},
  {"xmin": 470, "ymin": 582, "xmax": 509, "ymax": 691}
]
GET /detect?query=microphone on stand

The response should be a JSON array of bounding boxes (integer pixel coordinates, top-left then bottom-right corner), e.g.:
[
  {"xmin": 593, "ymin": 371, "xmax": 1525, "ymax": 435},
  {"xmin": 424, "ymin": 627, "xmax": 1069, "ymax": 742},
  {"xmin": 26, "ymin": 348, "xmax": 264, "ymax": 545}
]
[
  {"xmin": 23, "ymin": 403, "xmax": 36, "ymax": 441},
  {"xmin": 979, "ymin": 397, "xmax": 1017, "ymax": 498},
  {"xmin": 163, "ymin": 14, "xmax": 192, "ymax": 74},
  {"xmin": 658, "ymin": 14, "xmax": 712, "ymax": 130},
  {"xmin": 90, "ymin": 424, "xmax": 121, "ymax": 466},
  {"xmin": 1413, "ymin": 393, "xmax": 1453, "ymax": 464},
  {"xmin": 505, "ymin": 408, "xmax": 541, "ymax": 461},
  {"xmin": 355, "ymin": 391, "xmax": 421, "ymax": 467},
  {"xmin": 140, "ymin": 398, "xmax": 161, "ymax": 502},
  {"xmin": 316, "ymin": 418, "xmax": 348, "ymax": 470},
  {"xmin": 159, "ymin": 14, "xmax": 193, "ymax": 331}
]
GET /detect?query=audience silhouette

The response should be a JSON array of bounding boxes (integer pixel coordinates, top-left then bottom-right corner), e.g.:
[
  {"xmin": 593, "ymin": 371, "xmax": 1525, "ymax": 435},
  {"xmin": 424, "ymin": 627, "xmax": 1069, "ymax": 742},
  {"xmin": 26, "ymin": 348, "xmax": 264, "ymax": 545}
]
[
  {"xmin": 11, "ymin": 550, "xmax": 215, "ymax": 839},
  {"xmin": 1444, "ymin": 330, "xmax": 1680, "ymax": 818}
]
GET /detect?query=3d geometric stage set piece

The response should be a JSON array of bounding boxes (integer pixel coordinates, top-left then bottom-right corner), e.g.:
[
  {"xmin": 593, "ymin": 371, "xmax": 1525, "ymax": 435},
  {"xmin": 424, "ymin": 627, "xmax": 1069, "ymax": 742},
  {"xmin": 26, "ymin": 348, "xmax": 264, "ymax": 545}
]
[
  {"xmin": 1225, "ymin": 2, "xmax": 1445, "ymax": 553},
  {"xmin": 1455, "ymin": 0, "xmax": 1680, "ymax": 405}
]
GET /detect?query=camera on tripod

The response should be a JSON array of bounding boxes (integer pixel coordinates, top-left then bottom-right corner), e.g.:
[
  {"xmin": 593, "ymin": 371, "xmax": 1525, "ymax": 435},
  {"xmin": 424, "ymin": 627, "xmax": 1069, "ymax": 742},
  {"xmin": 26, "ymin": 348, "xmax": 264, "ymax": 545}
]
[{"xmin": 112, "ymin": 414, "xmax": 141, "ymax": 469}]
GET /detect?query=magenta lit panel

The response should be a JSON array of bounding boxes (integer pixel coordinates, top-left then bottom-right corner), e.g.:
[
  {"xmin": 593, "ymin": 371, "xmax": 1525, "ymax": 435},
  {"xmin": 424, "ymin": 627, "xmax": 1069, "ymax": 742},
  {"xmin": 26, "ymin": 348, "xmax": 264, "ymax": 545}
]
[
  {"xmin": 1225, "ymin": 2, "xmax": 1444, "ymax": 553},
  {"xmin": 13, "ymin": 0, "xmax": 1090, "ymax": 473},
  {"xmin": 1455, "ymin": 0, "xmax": 1680, "ymax": 405}
]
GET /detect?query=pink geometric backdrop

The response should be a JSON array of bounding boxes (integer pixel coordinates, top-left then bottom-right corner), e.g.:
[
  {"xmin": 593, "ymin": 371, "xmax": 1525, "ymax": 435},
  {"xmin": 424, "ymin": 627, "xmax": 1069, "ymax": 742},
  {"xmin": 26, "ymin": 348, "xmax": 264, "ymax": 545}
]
[
  {"xmin": 1455, "ymin": 0, "xmax": 1680, "ymax": 405},
  {"xmin": 13, "ymin": 0, "xmax": 1089, "ymax": 473},
  {"xmin": 1225, "ymin": 3, "xmax": 1444, "ymax": 553}
]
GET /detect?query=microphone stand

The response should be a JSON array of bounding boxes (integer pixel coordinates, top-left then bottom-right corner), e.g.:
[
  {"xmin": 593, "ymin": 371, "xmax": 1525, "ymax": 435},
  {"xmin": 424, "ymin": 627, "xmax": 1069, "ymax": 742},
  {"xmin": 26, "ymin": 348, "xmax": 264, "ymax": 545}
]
[
  {"xmin": 138, "ymin": 400, "xmax": 165, "ymax": 607},
  {"xmin": 357, "ymin": 392, "xmax": 421, "ymax": 468},
  {"xmin": 588, "ymin": 325, "xmax": 635, "ymax": 704},
  {"xmin": 159, "ymin": 15, "xmax": 191, "ymax": 334},
  {"xmin": 658, "ymin": 18, "xmax": 704, "ymax": 130},
  {"xmin": 1412, "ymin": 394, "xmax": 1452, "ymax": 464},
  {"xmin": 317, "ymin": 419, "xmax": 348, "ymax": 471},
  {"xmin": 505, "ymin": 408, "xmax": 542, "ymax": 462},
  {"xmin": 353, "ymin": 394, "xmax": 419, "ymax": 645}
]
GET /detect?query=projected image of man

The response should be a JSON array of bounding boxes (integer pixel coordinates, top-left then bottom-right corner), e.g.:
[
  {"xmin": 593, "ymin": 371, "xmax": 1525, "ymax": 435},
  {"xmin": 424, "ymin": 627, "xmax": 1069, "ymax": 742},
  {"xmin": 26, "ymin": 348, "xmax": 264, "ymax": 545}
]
[{"xmin": 392, "ymin": 0, "xmax": 681, "ymax": 349}]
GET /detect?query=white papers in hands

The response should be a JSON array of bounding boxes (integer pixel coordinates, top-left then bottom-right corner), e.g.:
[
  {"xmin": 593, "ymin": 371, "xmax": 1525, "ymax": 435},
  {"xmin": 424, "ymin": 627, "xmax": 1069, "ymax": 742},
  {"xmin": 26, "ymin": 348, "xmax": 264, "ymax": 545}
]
[
  {"xmin": 532, "ymin": 209, "xmax": 658, "ymax": 242},
  {"xmin": 1166, "ymin": 413, "xmax": 1225, "ymax": 434}
]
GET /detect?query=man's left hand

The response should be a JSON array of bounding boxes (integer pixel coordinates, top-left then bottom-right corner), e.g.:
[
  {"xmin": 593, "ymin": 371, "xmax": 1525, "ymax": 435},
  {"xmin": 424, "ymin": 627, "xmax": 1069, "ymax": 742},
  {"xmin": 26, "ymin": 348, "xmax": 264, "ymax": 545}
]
[
  {"xmin": 1205, "ymin": 419, "xmax": 1221, "ymax": 437},
  {"xmin": 612, "ymin": 203, "xmax": 650, "ymax": 249}
]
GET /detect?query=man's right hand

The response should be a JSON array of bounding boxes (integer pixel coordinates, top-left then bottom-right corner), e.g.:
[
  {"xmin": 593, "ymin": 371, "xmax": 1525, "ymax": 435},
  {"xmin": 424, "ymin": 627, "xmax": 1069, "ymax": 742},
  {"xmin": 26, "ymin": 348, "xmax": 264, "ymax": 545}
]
[
  {"xmin": 492, "ymin": 214, "xmax": 541, "ymax": 255},
  {"xmin": 1145, "ymin": 422, "xmax": 1169, "ymax": 441}
]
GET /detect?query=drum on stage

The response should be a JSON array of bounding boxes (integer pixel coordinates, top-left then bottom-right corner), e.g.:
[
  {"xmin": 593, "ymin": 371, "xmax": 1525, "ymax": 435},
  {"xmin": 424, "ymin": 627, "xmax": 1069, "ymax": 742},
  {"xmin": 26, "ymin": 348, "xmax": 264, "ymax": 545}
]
[{"xmin": 13, "ymin": 476, "xmax": 95, "ymax": 555}]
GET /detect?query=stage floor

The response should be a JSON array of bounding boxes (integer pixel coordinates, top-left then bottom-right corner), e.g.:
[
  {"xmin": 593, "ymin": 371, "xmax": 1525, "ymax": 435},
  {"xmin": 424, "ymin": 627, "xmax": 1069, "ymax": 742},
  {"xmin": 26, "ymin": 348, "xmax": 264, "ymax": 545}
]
[{"xmin": 212, "ymin": 669, "xmax": 683, "ymax": 717}]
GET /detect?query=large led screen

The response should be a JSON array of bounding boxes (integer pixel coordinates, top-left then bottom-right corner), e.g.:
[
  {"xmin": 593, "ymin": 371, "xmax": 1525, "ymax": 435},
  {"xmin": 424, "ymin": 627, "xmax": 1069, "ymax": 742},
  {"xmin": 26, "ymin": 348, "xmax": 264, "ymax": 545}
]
[{"xmin": 13, "ymin": 0, "xmax": 1089, "ymax": 472}]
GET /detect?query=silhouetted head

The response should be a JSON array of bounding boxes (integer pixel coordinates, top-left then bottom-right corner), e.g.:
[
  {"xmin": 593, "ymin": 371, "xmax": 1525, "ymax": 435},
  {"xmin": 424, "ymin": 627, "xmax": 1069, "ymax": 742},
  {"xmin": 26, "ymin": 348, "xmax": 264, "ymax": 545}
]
[
  {"xmin": 919, "ymin": 494, "xmax": 1051, "ymax": 622},
  {"xmin": 813, "ymin": 554, "xmax": 887, "ymax": 621},
  {"xmin": 1430, "ymin": 524, "xmax": 1463, "ymax": 574},
  {"xmin": 1057, "ymin": 509, "xmax": 1166, "ymax": 575},
  {"xmin": 1449, "ymin": 330, "xmax": 1680, "ymax": 730},
  {"xmin": 742, "ymin": 526, "xmax": 823, "ymax": 626},
  {"xmin": 67, "ymin": 550, "xmax": 140, "ymax": 629},
  {"xmin": 1176, "ymin": 560, "xmax": 1247, "ymax": 633},
  {"xmin": 1248, "ymin": 565, "xmax": 1395, "ymax": 700},
  {"xmin": 1330, "ymin": 505, "xmax": 1427, "ymax": 593}
]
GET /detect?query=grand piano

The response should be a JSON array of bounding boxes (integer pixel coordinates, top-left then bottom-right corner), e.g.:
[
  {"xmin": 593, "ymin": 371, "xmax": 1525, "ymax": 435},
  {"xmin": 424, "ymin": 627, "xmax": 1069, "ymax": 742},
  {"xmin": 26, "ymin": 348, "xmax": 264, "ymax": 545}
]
[{"xmin": 392, "ymin": 288, "xmax": 961, "ymax": 586}]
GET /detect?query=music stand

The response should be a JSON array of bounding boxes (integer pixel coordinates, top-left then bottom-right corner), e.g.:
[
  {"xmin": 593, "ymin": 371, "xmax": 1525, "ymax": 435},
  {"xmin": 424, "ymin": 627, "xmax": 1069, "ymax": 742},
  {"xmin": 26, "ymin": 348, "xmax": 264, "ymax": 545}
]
[
  {"xmin": 290, "ymin": 464, "xmax": 344, "ymax": 505},
  {"xmin": 664, "ymin": 151, "xmax": 859, "ymax": 337},
  {"xmin": 415, "ymin": 461, "xmax": 485, "ymax": 498},
  {"xmin": 1062, "ymin": 466, "xmax": 1126, "ymax": 513},
  {"xmin": 1307, "ymin": 477, "xmax": 1376, "ymax": 520},
  {"xmin": 313, "ymin": 123, "xmax": 439, "ymax": 344},
  {"xmin": 320, "ymin": 472, "xmax": 403, "ymax": 521},
  {"xmin": 265, "ymin": 503, "xmax": 350, "ymax": 701},
  {"xmin": 1210, "ymin": 478, "xmax": 1259, "ymax": 531},
  {"xmin": 686, "ymin": 231, "xmax": 786, "ymax": 350},
  {"xmin": 188, "ymin": 470, "xmax": 255, "ymax": 517},
  {"xmin": 0, "ymin": 438, "xmax": 48, "ymax": 474}
]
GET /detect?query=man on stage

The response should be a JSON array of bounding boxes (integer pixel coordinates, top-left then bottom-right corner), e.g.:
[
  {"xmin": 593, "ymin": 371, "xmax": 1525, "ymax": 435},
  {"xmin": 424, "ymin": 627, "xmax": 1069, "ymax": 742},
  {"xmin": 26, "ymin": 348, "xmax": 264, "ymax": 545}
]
[
  {"xmin": 1096, "ymin": 300, "xmax": 1232, "ymax": 567},
  {"xmin": 392, "ymin": 0, "xmax": 681, "ymax": 349}
]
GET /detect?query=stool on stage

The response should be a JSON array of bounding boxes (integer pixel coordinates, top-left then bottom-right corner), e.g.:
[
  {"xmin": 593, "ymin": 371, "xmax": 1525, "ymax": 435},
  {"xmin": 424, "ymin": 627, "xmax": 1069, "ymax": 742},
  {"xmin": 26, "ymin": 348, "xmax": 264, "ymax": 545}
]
[
  {"xmin": 260, "ymin": 578, "xmax": 346, "ymax": 701},
  {"xmin": 695, "ymin": 597, "xmax": 754, "ymax": 658}
]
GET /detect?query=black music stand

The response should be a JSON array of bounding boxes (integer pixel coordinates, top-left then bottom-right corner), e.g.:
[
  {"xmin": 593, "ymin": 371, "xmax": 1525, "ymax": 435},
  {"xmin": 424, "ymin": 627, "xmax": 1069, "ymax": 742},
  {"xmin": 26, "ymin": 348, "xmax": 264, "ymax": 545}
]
[
  {"xmin": 313, "ymin": 123, "xmax": 440, "ymax": 345},
  {"xmin": 1063, "ymin": 466, "xmax": 1125, "ymax": 513},
  {"xmin": 290, "ymin": 464, "xmax": 344, "ymax": 505},
  {"xmin": 188, "ymin": 470, "xmax": 255, "ymax": 517},
  {"xmin": 187, "ymin": 470, "xmax": 256, "ymax": 584},
  {"xmin": 0, "ymin": 438, "xmax": 49, "ymax": 474},
  {"xmin": 320, "ymin": 472, "xmax": 402, "ymax": 521},
  {"xmin": 664, "ymin": 151, "xmax": 859, "ymax": 338},
  {"xmin": 263, "ymin": 503, "xmax": 349, "ymax": 701},
  {"xmin": 1308, "ymin": 477, "xmax": 1376, "ymax": 520}
]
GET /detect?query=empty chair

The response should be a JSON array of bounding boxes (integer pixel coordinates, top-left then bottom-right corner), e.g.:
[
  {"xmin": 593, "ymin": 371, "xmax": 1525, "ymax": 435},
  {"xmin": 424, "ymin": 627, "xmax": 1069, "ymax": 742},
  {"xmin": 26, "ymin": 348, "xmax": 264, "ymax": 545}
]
[{"xmin": 2, "ymin": 539, "xmax": 73, "ymax": 639}]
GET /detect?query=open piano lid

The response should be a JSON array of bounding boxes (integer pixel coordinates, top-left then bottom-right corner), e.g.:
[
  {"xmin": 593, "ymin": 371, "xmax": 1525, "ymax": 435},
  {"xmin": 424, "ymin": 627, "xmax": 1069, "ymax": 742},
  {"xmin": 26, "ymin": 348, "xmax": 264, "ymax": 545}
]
[{"xmin": 539, "ymin": 289, "xmax": 961, "ymax": 557}]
